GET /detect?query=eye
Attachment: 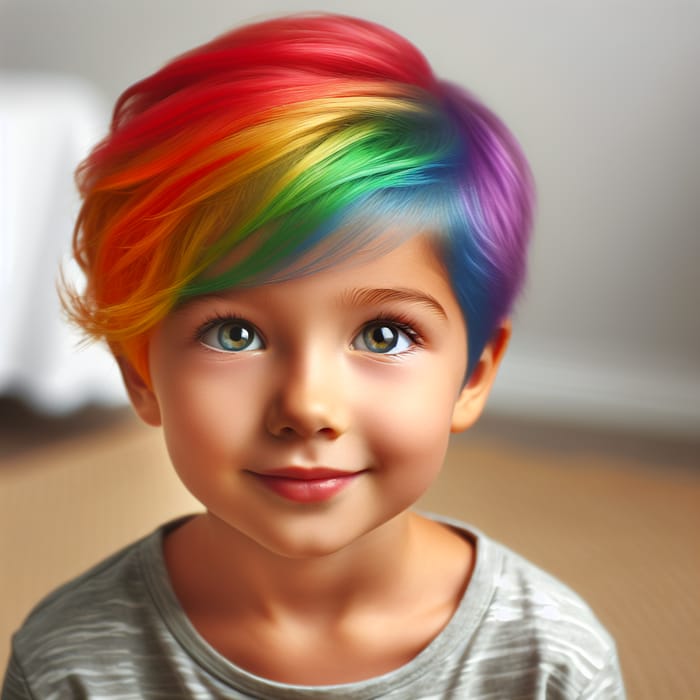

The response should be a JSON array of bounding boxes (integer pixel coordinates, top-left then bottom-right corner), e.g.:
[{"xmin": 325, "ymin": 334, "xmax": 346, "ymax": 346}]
[
  {"xmin": 352, "ymin": 322, "xmax": 415, "ymax": 355},
  {"xmin": 199, "ymin": 319, "xmax": 264, "ymax": 352}
]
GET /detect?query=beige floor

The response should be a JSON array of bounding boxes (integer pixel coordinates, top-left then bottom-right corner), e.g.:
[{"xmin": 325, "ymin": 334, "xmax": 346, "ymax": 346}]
[{"xmin": 1, "ymin": 401, "xmax": 698, "ymax": 699}]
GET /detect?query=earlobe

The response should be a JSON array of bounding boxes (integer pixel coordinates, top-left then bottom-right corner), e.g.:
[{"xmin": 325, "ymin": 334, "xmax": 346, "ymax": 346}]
[
  {"xmin": 450, "ymin": 321, "xmax": 511, "ymax": 434},
  {"xmin": 117, "ymin": 357, "xmax": 162, "ymax": 427}
]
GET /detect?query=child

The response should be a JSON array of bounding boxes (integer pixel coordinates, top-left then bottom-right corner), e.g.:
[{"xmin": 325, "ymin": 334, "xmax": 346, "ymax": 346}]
[{"xmin": 2, "ymin": 13, "xmax": 625, "ymax": 699}]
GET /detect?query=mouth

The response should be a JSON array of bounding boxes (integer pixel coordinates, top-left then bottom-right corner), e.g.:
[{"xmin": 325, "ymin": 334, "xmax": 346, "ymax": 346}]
[{"xmin": 248, "ymin": 467, "xmax": 362, "ymax": 503}]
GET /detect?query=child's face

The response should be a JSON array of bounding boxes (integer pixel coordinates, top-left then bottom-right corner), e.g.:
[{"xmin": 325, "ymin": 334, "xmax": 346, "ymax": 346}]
[{"xmin": 125, "ymin": 234, "xmax": 497, "ymax": 559}]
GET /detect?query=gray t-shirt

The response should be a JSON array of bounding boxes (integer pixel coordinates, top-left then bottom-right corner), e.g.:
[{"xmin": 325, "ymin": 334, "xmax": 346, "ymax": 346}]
[{"xmin": 2, "ymin": 516, "xmax": 625, "ymax": 699}]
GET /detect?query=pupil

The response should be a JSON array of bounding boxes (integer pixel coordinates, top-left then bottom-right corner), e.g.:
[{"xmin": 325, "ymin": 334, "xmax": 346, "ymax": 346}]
[
  {"xmin": 222, "ymin": 324, "xmax": 250, "ymax": 348},
  {"xmin": 368, "ymin": 325, "xmax": 397, "ymax": 351}
]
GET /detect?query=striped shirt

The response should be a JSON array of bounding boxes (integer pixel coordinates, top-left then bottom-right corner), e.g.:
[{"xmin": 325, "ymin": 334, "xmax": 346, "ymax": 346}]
[{"xmin": 2, "ymin": 516, "xmax": 625, "ymax": 699}]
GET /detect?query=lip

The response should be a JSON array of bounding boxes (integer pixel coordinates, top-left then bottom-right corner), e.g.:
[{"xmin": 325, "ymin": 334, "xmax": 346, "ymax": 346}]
[
  {"xmin": 249, "ymin": 467, "xmax": 361, "ymax": 503},
  {"xmin": 261, "ymin": 467, "xmax": 355, "ymax": 479}
]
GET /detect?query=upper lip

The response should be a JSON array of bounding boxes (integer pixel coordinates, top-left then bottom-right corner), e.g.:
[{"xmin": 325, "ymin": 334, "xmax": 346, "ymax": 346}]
[{"xmin": 253, "ymin": 467, "xmax": 358, "ymax": 480}]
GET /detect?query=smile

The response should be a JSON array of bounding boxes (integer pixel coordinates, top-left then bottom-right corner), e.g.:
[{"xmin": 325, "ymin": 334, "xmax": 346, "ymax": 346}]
[{"xmin": 249, "ymin": 467, "xmax": 361, "ymax": 503}]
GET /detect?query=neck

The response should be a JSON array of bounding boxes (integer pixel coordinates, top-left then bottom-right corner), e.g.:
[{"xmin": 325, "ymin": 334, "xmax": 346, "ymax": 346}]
[{"xmin": 164, "ymin": 510, "xmax": 423, "ymax": 623}]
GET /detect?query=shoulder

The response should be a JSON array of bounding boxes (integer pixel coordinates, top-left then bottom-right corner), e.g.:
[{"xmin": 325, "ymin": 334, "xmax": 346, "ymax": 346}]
[
  {"xmin": 487, "ymin": 537, "xmax": 615, "ymax": 645},
  {"xmin": 15, "ymin": 533, "xmax": 148, "ymax": 637},
  {"xmin": 478, "ymin": 534, "xmax": 624, "ymax": 697},
  {"xmin": 433, "ymin": 516, "xmax": 625, "ymax": 698},
  {"xmin": 8, "ymin": 527, "xmax": 167, "ymax": 695}
]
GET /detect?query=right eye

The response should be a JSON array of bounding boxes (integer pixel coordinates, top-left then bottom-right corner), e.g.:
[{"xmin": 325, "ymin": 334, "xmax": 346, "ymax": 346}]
[{"xmin": 199, "ymin": 319, "xmax": 264, "ymax": 352}]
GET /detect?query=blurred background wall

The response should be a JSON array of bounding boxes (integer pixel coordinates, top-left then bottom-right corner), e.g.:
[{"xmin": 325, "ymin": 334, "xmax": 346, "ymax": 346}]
[{"xmin": 1, "ymin": 0, "xmax": 698, "ymax": 437}]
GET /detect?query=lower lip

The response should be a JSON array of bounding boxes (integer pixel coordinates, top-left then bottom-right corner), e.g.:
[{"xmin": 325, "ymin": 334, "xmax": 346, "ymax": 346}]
[{"xmin": 252, "ymin": 473, "xmax": 359, "ymax": 503}]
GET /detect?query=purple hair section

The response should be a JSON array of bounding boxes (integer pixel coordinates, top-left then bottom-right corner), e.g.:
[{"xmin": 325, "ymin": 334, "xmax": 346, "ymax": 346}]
[{"xmin": 437, "ymin": 81, "xmax": 534, "ymax": 374}]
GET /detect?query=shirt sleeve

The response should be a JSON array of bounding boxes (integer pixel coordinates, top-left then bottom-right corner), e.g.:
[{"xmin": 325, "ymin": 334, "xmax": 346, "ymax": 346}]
[
  {"xmin": 1, "ymin": 652, "xmax": 33, "ymax": 700},
  {"xmin": 578, "ymin": 647, "xmax": 626, "ymax": 699}
]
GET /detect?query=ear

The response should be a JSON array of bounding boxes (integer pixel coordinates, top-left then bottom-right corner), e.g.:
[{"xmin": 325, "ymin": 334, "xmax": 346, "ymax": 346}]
[
  {"xmin": 117, "ymin": 357, "xmax": 162, "ymax": 427},
  {"xmin": 450, "ymin": 321, "xmax": 511, "ymax": 434}
]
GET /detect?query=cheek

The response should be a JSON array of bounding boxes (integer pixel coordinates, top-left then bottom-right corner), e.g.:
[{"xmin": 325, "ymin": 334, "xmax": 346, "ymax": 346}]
[
  {"xmin": 360, "ymin": 373, "xmax": 458, "ymax": 481},
  {"xmin": 365, "ymin": 356, "xmax": 461, "ymax": 432},
  {"xmin": 372, "ymin": 411, "xmax": 452, "ymax": 472},
  {"xmin": 154, "ymin": 368, "xmax": 261, "ymax": 476}
]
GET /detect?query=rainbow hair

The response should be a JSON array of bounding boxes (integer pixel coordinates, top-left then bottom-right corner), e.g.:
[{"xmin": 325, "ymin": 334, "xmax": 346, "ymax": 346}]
[{"xmin": 64, "ymin": 13, "xmax": 534, "ymax": 384}]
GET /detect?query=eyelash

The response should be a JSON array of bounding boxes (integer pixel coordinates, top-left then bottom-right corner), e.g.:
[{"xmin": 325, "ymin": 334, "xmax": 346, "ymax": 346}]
[
  {"xmin": 194, "ymin": 313, "xmax": 259, "ymax": 343},
  {"xmin": 193, "ymin": 312, "xmax": 425, "ymax": 349},
  {"xmin": 364, "ymin": 312, "xmax": 425, "ymax": 348}
]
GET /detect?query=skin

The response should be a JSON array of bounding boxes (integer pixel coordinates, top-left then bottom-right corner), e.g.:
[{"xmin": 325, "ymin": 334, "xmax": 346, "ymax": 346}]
[{"xmin": 120, "ymin": 233, "xmax": 510, "ymax": 684}]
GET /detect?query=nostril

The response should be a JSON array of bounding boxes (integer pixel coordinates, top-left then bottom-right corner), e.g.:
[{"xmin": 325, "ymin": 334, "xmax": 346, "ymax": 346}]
[
  {"xmin": 274, "ymin": 424, "xmax": 340, "ymax": 440},
  {"xmin": 317, "ymin": 426, "xmax": 340, "ymax": 439}
]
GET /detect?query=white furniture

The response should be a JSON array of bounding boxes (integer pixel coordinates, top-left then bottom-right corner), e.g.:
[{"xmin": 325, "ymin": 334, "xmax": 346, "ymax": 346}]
[{"xmin": 0, "ymin": 73, "xmax": 126, "ymax": 412}]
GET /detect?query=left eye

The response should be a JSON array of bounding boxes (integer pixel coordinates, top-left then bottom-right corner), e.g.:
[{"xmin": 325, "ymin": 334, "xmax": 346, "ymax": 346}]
[
  {"xmin": 199, "ymin": 320, "xmax": 264, "ymax": 352},
  {"xmin": 352, "ymin": 322, "xmax": 414, "ymax": 354}
]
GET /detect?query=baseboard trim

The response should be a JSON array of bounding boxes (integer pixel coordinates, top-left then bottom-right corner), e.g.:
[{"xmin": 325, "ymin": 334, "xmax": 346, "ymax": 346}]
[{"xmin": 487, "ymin": 352, "xmax": 700, "ymax": 439}]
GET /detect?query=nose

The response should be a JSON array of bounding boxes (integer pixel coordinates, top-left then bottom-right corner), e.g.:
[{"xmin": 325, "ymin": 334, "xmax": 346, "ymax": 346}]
[{"xmin": 265, "ymin": 349, "xmax": 349, "ymax": 440}]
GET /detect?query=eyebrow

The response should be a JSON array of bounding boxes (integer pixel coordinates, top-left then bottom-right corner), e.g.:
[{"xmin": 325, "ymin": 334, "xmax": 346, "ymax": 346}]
[
  {"xmin": 341, "ymin": 287, "xmax": 447, "ymax": 320},
  {"xmin": 170, "ymin": 293, "xmax": 228, "ymax": 315}
]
